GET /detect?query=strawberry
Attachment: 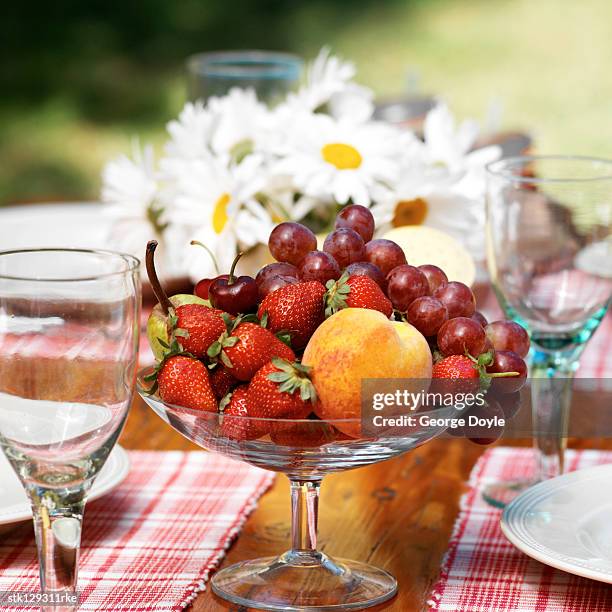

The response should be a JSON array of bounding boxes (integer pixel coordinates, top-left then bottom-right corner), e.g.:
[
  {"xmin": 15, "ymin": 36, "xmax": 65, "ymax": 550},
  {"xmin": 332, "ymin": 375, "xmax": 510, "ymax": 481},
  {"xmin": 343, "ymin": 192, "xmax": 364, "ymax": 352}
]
[
  {"xmin": 219, "ymin": 385, "xmax": 265, "ymax": 441},
  {"xmin": 156, "ymin": 355, "xmax": 217, "ymax": 412},
  {"xmin": 208, "ymin": 320, "xmax": 295, "ymax": 381},
  {"xmin": 325, "ymin": 272, "xmax": 393, "ymax": 318},
  {"xmin": 432, "ymin": 354, "xmax": 480, "ymax": 396},
  {"xmin": 432, "ymin": 355, "xmax": 479, "ymax": 380},
  {"xmin": 173, "ymin": 304, "xmax": 228, "ymax": 358},
  {"xmin": 209, "ymin": 365, "xmax": 238, "ymax": 399},
  {"xmin": 257, "ymin": 281, "xmax": 326, "ymax": 350},
  {"xmin": 248, "ymin": 358, "xmax": 317, "ymax": 420}
]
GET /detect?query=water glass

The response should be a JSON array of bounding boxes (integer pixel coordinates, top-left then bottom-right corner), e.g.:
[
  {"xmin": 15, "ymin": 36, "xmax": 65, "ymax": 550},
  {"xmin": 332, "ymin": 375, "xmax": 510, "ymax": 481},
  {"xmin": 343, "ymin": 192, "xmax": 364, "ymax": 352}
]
[{"xmin": 0, "ymin": 249, "xmax": 140, "ymax": 606}]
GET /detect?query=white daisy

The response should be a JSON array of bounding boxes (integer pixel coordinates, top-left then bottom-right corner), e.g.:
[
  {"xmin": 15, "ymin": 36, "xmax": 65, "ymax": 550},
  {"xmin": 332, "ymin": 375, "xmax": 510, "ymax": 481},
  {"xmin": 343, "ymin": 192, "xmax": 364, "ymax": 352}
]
[
  {"xmin": 281, "ymin": 47, "xmax": 374, "ymax": 122},
  {"xmin": 167, "ymin": 153, "xmax": 272, "ymax": 281},
  {"xmin": 165, "ymin": 101, "xmax": 214, "ymax": 160},
  {"xmin": 422, "ymin": 103, "xmax": 500, "ymax": 182},
  {"xmin": 207, "ymin": 87, "xmax": 270, "ymax": 158},
  {"xmin": 371, "ymin": 108, "xmax": 501, "ymax": 259},
  {"xmin": 101, "ymin": 142, "xmax": 167, "ymax": 260},
  {"xmin": 274, "ymin": 113, "xmax": 401, "ymax": 206}
]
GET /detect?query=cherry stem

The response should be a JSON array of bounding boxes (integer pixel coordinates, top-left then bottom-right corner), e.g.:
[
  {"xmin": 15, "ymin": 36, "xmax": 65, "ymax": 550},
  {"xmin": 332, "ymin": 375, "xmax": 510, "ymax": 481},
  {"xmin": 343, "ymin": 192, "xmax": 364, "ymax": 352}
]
[
  {"xmin": 146, "ymin": 240, "xmax": 173, "ymax": 315},
  {"xmin": 190, "ymin": 240, "xmax": 220, "ymax": 275},
  {"xmin": 228, "ymin": 251, "xmax": 244, "ymax": 285}
]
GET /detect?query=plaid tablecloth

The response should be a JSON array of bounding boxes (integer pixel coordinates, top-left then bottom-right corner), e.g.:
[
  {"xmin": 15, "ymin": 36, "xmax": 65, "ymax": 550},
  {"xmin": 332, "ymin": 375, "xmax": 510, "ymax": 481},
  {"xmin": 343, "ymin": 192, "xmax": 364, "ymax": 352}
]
[
  {"xmin": 0, "ymin": 451, "xmax": 274, "ymax": 611},
  {"xmin": 428, "ymin": 447, "xmax": 612, "ymax": 611}
]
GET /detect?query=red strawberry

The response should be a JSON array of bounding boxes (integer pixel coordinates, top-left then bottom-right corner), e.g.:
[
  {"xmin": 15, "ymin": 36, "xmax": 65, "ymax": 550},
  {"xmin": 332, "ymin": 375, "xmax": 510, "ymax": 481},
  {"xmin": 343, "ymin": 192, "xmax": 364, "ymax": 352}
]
[
  {"xmin": 220, "ymin": 385, "xmax": 266, "ymax": 441},
  {"xmin": 257, "ymin": 281, "xmax": 326, "ymax": 349},
  {"xmin": 174, "ymin": 304, "xmax": 228, "ymax": 358},
  {"xmin": 157, "ymin": 355, "xmax": 217, "ymax": 412},
  {"xmin": 325, "ymin": 273, "xmax": 393, "ymax": 318},
  {"xmin": 248, "ymin": 358, "xmax": 316, "ymax": 420},
  {"xmin": 209, "ymin": 321, "xmax": 295, "ymax": 381},
  {"xmin": 209, "ymin": 365, "xmax": 238, "ymax": 399},
  {"xmin": 432, "ymin": 354, "xmax": 479, "ymax": 396},
  {"xmin": 432, "ymin": 355, "xmax": 479, "ymax": 379}
]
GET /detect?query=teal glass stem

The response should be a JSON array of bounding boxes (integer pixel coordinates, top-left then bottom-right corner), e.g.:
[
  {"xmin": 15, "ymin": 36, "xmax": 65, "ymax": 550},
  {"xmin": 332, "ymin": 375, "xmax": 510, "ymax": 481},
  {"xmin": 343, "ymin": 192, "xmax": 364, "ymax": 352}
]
[{"xmin": 530, "ymin": 348, "xmax": 578, "ymax": 482}]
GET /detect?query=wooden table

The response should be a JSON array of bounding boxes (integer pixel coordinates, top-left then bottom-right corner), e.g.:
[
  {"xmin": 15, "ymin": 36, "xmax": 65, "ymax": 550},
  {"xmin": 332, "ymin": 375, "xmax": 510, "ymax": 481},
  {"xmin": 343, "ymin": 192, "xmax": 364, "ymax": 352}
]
[{"xmin": 121, "ymin": 393, "xmax": 612, "ymax": 612}]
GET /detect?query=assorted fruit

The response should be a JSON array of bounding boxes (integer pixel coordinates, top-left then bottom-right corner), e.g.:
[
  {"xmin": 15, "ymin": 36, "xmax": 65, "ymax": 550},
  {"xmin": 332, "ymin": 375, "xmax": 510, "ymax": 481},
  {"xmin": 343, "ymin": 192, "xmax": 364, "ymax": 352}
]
[{"xmin": 145, "ymin": 204, "xmax": 531, "ymax": 445}]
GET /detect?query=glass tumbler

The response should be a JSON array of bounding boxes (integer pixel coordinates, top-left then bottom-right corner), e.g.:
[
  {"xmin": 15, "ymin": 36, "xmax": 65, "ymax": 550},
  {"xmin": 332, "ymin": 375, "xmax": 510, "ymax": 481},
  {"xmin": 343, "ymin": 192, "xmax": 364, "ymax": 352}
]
[{"xmin": 187, "ymin": 50, "xmax": 302, "ymax": 105}]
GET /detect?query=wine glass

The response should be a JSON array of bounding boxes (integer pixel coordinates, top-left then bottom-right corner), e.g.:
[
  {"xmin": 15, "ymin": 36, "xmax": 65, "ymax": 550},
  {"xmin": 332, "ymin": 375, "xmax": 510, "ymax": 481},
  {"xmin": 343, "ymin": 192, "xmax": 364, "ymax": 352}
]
[
  {"xmin": 138, "ymin": 370, "xmax": 457, "ymax": 611},
  {"xmin": 0, "ymin": 249, "xmax": 140, "ymax": 607},
  {"xmin": 485, "ymin": 156, "xmax": 612, "ymax": 507}
]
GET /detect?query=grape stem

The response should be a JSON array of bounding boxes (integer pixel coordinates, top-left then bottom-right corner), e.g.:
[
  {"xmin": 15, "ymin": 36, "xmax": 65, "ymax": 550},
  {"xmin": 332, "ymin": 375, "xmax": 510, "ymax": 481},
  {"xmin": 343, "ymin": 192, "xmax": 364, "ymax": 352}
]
[{"xmin": 146, "ymin": 240, "xmax": 173, "ymax": 315}]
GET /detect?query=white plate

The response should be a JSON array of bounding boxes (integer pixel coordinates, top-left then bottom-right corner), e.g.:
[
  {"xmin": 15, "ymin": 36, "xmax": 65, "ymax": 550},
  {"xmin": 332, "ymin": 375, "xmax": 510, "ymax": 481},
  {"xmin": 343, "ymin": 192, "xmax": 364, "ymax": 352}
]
[
  {"xmin": 0, "ymin": 202, "xmax": 112, "ymax": 252},
  {"xmin": 501, "ymin": 463, "xmax": 612, "ymax": 583},
  {"xmin": 0, "ymin": 202, "xmax": 184, "ymax": 281},
  {"xmin": 0, "ymin": 445, "xmax": 130, "ymax": 527}
]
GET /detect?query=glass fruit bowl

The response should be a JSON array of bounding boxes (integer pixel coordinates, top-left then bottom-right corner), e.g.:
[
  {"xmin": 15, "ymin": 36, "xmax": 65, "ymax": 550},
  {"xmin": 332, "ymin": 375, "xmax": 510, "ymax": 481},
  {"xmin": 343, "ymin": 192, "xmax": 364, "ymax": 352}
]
[{"xmin": 137, "ymin": 367, "xmax": 457, "ymax": 611}]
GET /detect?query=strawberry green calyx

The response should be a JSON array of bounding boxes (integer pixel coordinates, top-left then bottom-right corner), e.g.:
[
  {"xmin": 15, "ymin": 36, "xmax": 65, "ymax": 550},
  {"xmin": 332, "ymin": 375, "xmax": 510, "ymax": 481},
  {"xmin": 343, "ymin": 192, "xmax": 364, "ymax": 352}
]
[
  {"xmin": 324, "ymin": 271, "xmax": 351, "ymax": 317},
  {"xmin": 206, "ymin": 312, "xmax": 244, "ymax": 368},
  {"xmin": 267, "ymin": 357, "xmax": 318, "ymax": 403}
]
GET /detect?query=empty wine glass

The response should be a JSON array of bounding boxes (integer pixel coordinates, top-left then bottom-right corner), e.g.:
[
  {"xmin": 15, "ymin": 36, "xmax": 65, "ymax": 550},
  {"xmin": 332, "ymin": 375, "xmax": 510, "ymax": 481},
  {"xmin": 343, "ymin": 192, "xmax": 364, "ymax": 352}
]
[
  {"xmin": 485, "ymin": 156, "xmax": 612, "ymax": 507},
  {"xmin": 0, "ymin": 249, "xmax": 140, "ymax": 607}
]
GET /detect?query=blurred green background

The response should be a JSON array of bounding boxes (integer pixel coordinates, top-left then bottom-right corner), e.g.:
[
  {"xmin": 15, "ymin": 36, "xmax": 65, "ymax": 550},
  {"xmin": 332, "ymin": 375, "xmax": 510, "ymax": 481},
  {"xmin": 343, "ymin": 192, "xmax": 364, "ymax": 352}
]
[{"xmin": 2, "ymin": 0, "xmax": 610, "ymax": 204}]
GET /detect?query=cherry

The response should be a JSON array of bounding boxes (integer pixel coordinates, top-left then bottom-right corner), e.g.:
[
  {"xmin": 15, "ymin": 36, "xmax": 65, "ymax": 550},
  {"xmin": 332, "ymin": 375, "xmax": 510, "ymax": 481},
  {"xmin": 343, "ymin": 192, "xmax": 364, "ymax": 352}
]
[
  {"xmin": 191, "ymin": 240, "xmax": 229, "ymax": 300},
  {"xmin": 209, "ymin": 252, "xmax": 258, "ymax": 315},
  {"xmin": 194, "ymin": 275, "xmax": 229, "ymax": 300}
]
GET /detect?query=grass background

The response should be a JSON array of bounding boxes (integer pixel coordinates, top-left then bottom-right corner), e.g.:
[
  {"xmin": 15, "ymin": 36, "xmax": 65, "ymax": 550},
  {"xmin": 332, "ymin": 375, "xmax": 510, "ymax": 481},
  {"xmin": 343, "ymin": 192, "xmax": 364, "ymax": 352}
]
[{"xmin": 1, "ymin": 0, "xmax": 610, "ymax": 204}]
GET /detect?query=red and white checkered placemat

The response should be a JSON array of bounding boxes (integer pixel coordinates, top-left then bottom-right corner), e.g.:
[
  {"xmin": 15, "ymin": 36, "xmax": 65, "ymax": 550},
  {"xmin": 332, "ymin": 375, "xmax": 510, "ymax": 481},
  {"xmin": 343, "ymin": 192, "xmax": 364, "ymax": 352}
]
[
  {"xmin": 428, "ymin": 447, "xmax": 612, "ymax": 611},
  {"xmin": 0, "ymin": 451, "xmax": 274, "ymax": 611}
]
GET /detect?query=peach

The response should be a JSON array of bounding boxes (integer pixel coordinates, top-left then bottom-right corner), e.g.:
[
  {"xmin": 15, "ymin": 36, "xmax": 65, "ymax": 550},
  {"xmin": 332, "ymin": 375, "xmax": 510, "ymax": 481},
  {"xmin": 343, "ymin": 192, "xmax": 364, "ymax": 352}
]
[{"xmin": 302, "ymin": 309, "xmax": 432, "ymax": 437}]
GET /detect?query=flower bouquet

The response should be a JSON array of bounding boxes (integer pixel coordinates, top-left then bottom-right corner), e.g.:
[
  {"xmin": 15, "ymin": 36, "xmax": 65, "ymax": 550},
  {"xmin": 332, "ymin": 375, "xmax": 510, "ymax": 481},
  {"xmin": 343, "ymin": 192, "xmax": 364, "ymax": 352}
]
[{"xmin": 101, "ymin": 48, "xmax": 500, "ymax": 281}]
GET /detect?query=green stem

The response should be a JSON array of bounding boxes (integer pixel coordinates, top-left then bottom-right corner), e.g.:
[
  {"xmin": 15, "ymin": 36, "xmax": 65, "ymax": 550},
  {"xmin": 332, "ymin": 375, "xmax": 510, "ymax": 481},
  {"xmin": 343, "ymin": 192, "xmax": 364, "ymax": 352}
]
[{"xmin": 190, "ymin": 240, "xmax": 220, "ymax": 276}]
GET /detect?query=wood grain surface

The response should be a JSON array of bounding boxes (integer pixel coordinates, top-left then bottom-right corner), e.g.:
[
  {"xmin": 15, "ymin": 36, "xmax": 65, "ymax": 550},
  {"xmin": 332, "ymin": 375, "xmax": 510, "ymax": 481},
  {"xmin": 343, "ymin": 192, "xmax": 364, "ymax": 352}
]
[{"xmin": 120, "ymin": 392, "xmax": 611, "ymax": 612}]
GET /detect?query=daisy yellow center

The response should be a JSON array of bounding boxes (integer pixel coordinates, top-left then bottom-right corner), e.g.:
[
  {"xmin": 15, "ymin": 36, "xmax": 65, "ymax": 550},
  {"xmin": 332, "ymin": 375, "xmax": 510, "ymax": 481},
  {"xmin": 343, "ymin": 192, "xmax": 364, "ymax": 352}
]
[
  {"xmin": 392, "ymin": 198, "xmax": 428, "ymax": 227},
  {"xmin": 321, "ymin": 143, "xmax": 362, "ymax": 170},
  {"xmin": 213, "ymin": 193, "xmax": 231, "ymax": 234}
]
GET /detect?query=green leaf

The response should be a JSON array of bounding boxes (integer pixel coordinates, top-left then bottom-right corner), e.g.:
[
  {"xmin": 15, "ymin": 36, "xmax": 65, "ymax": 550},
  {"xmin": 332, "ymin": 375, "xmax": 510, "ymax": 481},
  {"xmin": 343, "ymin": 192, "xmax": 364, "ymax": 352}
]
[
  {"xmin": 223, "ymin": 336, "xmax": 239, "ymax": 347},
  {"xmin": 325, "ymin": 279, "xmax": 337, "ymax": 291},
  {"xmin": 143, "ymin": 372, "xmax": 157, "ymax": 382},
  {"xmin": 271, "ymin": 357, "xmax": 293, "ymax": 372},
  {"xmin": 219, "ymin": 392, "xmax": 232, "ymax": 412},
  {"xmin": 279, "ymin": 380, "xmax": 296, "ymax": 393},
  {"xmin": 275, "ymin": 331, "xmax": 293, "ymax": 348},
  {"xmin": 174, "ymin": 328, "xmax": 189, "ymax": 338},
  {"xmin": 260, "ymin": 311, "xmax": 269, "ymax": 328},
  {"xmin": 207, "ymin": 341, "xmax": 222, "ymax": 357},
  {"xmin": 157, "ymin": 338, "xmax": 170, "ymax": 349},
  {"xmin": 268, "ymin": 371, "xmax": 291, "ymax": 383},
  {"xmin": 220, "ymin": 351, "xmax": 233, "ymax": 368}
]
